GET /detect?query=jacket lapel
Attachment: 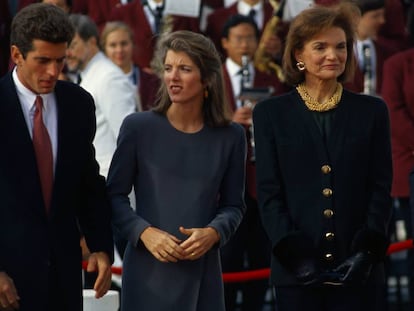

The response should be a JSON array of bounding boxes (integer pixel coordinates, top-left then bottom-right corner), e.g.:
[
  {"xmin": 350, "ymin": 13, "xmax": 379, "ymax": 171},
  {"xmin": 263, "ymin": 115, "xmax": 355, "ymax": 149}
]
[{"xmin": 0, "ymin": 73, "xmax": 47, "ymax": 218}]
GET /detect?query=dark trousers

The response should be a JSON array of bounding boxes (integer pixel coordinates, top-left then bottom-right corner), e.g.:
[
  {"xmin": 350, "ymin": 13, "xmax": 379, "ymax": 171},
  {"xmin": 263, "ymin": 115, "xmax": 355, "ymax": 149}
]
[
  {"xmin": 220, "ymin": 195, "xmax": 271, "ymax": 311},
  {"xmin": 274, "ymin": 283, "xmax": 384, "ymax": 311}
]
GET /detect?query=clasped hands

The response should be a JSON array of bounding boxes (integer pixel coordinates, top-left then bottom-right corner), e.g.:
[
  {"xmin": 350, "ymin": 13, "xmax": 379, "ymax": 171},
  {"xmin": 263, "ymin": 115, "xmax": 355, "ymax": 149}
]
[
  {"xmin": 292, "ymin": 251, "xmax": 373, "ymax": 286},
  {"xmin": 141, "ymin": 226, "xmax": 220, "ymax": 263}
]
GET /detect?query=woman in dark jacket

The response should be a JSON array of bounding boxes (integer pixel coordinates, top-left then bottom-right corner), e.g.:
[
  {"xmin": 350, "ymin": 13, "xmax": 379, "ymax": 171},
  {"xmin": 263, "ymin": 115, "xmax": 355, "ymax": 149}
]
[{"xmin": 253, "ymin": 3, "xmax": 392, "ymax": 311}]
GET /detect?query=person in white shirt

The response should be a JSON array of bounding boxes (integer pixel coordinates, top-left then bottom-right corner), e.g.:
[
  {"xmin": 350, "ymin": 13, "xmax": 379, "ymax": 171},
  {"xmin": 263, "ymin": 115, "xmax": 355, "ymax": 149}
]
[{"xmin": 66, "ymin": 13, "xmax": 137, "ymax": 178}]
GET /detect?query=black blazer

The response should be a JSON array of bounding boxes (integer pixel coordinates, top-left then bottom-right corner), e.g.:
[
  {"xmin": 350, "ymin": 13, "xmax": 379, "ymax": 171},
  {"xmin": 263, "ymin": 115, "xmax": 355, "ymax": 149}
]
[
  {"xmin": 0, "ymin": 73, "xmax": 113, "ymax": 310},
  {"xmin": 253, "ymin": 89, "xmax": 392, "ymax": 286}
]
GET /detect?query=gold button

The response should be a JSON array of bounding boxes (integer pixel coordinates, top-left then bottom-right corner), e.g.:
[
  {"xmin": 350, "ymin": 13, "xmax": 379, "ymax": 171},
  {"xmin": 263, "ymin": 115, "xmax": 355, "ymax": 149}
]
[
  {"xmin": 321, "ymin": 165, "xmax": 331, "ymax": 174},
  {"xmin": 325, "ymin": 232, "xmax": 335, "ymax": 241},
  {"xmin": 325, "ymin": 253, "xmax": 334, "ymax": 261},
  {"xmin": 323, "ymin": 209, "xmax": 334, "ymax": 218},
  {"xmin": 322, "ymin": 188, "xmax": 333, "ymax": 197}
]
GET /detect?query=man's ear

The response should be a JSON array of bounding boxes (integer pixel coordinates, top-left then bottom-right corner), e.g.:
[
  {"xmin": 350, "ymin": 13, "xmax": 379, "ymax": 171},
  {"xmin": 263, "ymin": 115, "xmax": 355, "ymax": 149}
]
[
  {"xmin": 221, "ymin": 37, "xmax": 229, "ymax": 52},
  {"xmin": 87, "ymin": 36, "xmax": 98, "ymax": 48},
  {"xmin": 10, "ymin": 45, "xmax": 23, "ymax": 66}
]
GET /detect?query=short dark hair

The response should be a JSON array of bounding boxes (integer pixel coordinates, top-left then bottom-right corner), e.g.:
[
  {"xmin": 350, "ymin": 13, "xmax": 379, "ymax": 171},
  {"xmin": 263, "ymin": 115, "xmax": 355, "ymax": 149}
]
[
  {"xmin": 283, "ymin": 2, "xmax": 358, "ymax": 86},
  {"xmin": 69, "ymin": 14, "xmax": 99, "ymax": 46},
  {"xmin": 221, "ymin": 14, "xmax": 260, "ymax": 40},
  {"xmin": 353, "ymin": 0, "xmax": 385, "ymax": 15},
  {"xmin": 10, "ymin": 3, "xmax": 74, "ymax": 58},
  {"xmin": 152, "ymin": 30, "xmax": 231, "ymax": 127}
]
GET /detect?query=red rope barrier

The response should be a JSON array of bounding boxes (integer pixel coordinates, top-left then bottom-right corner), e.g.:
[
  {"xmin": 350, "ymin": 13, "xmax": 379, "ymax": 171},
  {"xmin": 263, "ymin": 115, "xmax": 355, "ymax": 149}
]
[
  {"xmin": 386, "ymin": 238, "xmax": 413, "ymax": 255},
  {"xmin": 82, "ymin": 239, "xmax": 414, "ymax": 282}
]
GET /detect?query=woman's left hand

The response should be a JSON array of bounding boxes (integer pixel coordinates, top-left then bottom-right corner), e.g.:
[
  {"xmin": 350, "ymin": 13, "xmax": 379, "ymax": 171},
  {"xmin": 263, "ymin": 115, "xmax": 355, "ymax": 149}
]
[{"xmin": 179, "ymin": 226, "xmax": 220, "ymax": 260}]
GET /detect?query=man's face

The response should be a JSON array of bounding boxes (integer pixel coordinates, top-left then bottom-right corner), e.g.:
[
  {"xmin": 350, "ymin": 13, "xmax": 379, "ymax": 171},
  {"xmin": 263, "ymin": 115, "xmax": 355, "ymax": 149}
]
[
  {"xmin": 11, "ymin": 39, "xmax": 67, "ymax": 94},
  {"xmin": 221, "ymin": 22, "xmax": 258, "ymax": 65},
  {"xmin": 66, "ymin": 33, "xmax": 93, "ymax": 72},
  {"xmin": 358, "ymin": 8, "xmax": 385, "ymax": 39}
]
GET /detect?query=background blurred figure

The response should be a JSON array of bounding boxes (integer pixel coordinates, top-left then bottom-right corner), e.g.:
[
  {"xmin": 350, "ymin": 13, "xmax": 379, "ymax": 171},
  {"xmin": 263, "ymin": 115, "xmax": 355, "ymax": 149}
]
[
  {"xmin": 0, "ymin": 4, "xmax": 113, "ymax": 310},
  {"xmin": 107, "ymin": 30, "xmax": 246, "ymax": 311},
  {"xmin": 219, "ymin": 13, "xmax": 288, "ymax": 311},
  {"xmin": 377, "ymin": 0, "xmax": 411, "ymax": 51},
  {"xmin": 381, "ymin": 4, "xmax": 414, "ymax": 308},
  {"xmin": 101, "ymin": 21, "xmax": 159, "ymax": 111},
  {"xmin": 205, "ymin": 0, "xmax": 282, "ymax": 61},
  {"xmin": 66, "ymin": 13, "xmax": 137, "ymax": 178},
  {"xmin": 42, "ymin": 0, "xmax": 71, "ymax": 12},
  {"xmin": 344, "ymin": 0, "xmax": 397, "ymax": 95},
  {"xmin": 108, "ymin": 0, "xmax": 200, "ymax": 72},
  {"xmin": 254, "ymin": 3, "xmax": 392, "ymax": 311},
  {"xmin": 0, "ymin": 0, "xmax": 12, "ymax": 77}
]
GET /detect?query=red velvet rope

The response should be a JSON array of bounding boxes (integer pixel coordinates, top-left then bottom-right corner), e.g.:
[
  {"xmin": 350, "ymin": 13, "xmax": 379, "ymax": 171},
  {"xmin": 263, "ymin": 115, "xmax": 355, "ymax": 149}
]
[{"xmin": 82, "ymin": 239, "xmax": 414, "ymax": 283}]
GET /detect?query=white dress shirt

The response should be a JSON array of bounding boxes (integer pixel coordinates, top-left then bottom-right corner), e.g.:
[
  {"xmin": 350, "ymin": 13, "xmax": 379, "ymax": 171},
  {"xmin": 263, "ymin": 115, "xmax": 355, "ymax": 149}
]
[
  {"xmin": 13, "ymin": 67, "xmax": 58, "ymax": 173},
  {"xmin": 355, "ymin": 39, "xmax": 377, "ymax": 94},
  {"xmin": 238, "ymin": 0, "xmax": 264, "ymax": 30},
  {"xmin": 225, "ymin": 57, "xmax": 255, "ymax": 108},
  {"xmin": 143, "ymin": 0, "xmax": 164, "ymax": 34},
  {"xmin": 79, "ymin": 51, "xmax": 137, "ymax": 177}
]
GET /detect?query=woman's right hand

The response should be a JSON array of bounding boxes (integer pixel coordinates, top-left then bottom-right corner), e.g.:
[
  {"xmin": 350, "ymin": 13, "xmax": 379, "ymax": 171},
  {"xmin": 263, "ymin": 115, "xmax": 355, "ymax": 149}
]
[{"xmin": 140, "ymin": 227, "xmax": 186, "ymax": 263}]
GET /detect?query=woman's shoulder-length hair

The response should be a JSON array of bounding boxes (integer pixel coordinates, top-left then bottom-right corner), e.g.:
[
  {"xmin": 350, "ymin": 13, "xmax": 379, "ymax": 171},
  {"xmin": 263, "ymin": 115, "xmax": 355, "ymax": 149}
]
[{"xmin": 152, "ymin": 30, "xmax": 231, "ymax": 127}]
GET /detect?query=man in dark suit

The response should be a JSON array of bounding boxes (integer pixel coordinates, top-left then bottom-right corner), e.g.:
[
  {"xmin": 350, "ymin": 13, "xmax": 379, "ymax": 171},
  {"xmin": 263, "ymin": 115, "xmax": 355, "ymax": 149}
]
[
  {"xmin": 219, "ymin": 14, "xmax": 289, "ymax": 311},
  {"xmin": 0, "ymin": 4, "xmax": 113, "ymax": 311}
]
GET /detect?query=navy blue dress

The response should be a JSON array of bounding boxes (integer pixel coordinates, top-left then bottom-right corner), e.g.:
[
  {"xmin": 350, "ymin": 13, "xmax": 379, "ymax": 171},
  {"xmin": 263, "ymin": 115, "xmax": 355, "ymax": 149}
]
[{"xmin": 107, "ymin": 111, "xmax": 246, "ymax": 311}]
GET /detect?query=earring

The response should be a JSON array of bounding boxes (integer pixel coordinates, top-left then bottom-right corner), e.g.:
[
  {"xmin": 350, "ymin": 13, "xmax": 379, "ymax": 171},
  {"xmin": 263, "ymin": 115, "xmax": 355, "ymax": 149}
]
[
  {"xmin": 204, "ymin": 88, "xmax": 209, "ymax": 99},
  {"xmin": 296, "ymin": 61, "xmax": 306, "ymax": 71}
]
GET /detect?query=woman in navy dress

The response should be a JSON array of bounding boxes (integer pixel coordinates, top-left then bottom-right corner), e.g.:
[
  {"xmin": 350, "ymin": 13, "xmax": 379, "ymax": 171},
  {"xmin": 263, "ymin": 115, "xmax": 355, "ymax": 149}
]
[{"xmin": 107, "ymin": 30, "xmax": 246, "ymax": 311}]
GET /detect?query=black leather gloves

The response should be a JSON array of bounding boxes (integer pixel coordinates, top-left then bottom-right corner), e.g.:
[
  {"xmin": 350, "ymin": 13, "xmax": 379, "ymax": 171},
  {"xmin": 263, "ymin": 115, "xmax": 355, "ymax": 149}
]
[
  {"xmin": 291, "ymin": 258, "xmax": 320, "ymax": 285},
  {"xmin": 332, "ymin": 251, "xmax": 373, "ymax": 284}
]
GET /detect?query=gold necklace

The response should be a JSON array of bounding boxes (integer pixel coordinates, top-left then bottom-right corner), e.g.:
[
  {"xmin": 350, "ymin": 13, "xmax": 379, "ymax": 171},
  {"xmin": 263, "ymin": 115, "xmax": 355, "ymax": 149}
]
[{"xmin": 296, "ymin": 83, "xmax": 343, "ymax": 112}]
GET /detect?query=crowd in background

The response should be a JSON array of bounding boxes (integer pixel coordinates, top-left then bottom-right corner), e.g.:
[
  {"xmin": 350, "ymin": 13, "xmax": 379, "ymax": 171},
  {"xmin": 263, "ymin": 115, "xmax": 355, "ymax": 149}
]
[{"xmin": 2, "ymin": 0, "xmax": 414, "ymax": 310}]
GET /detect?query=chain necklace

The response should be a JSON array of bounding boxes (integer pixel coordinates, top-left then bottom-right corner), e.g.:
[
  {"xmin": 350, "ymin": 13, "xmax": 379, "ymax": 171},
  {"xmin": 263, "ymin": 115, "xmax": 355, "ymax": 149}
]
[{"xmin": 296, "ymin": 83, "xmax": 343, "ymax": 112}]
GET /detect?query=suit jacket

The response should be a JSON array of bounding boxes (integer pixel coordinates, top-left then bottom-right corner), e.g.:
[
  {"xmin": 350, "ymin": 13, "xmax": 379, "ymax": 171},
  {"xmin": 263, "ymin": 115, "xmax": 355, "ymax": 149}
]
[
  {"xmin": 381, "ymin": 48, "xmax": 414, "ymax": 197},
  {"xmin": 0, "ymin": 73, "xmax": 114, "ymax": 311},
  {"xmin": 253, "ymin": 89, "xmax": 392, "ymax": 286},
  {"xmin": 138, "ymin": 67, "xmax": 160, "ymax": 111},
  {"xmin": 345, "ymin": 40, "xmax": 397, "ymax": 95},
  {"xmin": 223, "ymin": 64, "xmax": 290, "ymax": 199},
  {"xmin": 109, "ymin": 1, "xmax": 200, "ymax": 69}
]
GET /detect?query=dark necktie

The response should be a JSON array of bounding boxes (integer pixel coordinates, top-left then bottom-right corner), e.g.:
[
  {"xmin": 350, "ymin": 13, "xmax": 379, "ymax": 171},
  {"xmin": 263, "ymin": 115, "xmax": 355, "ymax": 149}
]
[
  {"xmin": 154, "ymin": 5, "xmax": 164, "ymax": 34},
  {"xmin": 33, "ymin": 95, "xmax": 53, "ymax": 212},
  {"xmin": 76, "ymin": 73, "xmax": 82, "ymax": 85},
  {"xmin": 248, "ymin": 8, "xmax": 257, "ymax": 25}
]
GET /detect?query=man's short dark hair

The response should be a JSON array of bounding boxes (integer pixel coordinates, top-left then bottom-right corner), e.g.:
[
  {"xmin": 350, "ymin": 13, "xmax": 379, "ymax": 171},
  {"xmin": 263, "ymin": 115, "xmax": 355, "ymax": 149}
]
[
  {"xmin": 10, "ymin": 3, "xmax": 74, "ymax": 58},
  {"xmin": 353, "ymin": 0, "xmax": 385, "ymax": 15},
  {"xmin": 221, "ymin": 14, "xmax": 260, "ymax": 40}
]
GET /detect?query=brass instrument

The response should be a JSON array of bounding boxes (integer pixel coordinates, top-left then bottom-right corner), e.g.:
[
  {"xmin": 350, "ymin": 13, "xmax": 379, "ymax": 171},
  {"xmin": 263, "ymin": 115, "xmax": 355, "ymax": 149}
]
[
  {"xmin": 240, "ymin": 55, "xmax": 256, "ymax": 162},
  {"xmin": 254, "ymin": 0, "xmax": 286, "ymax": 82}
]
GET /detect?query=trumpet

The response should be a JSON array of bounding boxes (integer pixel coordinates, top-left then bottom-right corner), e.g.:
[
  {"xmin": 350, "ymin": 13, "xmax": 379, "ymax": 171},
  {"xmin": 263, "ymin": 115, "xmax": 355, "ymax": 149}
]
[{"xmin": 254, "ymin": 0, "xmax": 286, "ymax": 82}]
